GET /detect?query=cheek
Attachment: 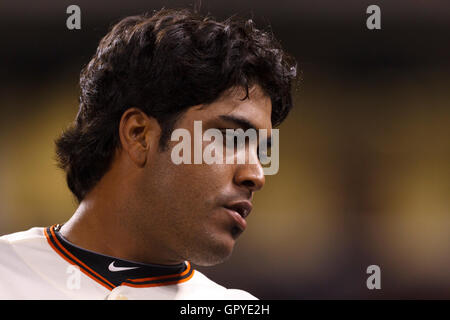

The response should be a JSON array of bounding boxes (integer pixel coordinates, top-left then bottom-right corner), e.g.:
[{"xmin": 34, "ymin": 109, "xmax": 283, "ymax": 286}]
[
  {"xmin": 169, "ymin": 164, "xmax": 234, "ymax": 209},
  {"xmin": 171, "ymin": 162, "xmax": 232, "ymax": 199},
  {"xmin": 146, "ymin": 148, "xmax": 236, "ymax": 215}
]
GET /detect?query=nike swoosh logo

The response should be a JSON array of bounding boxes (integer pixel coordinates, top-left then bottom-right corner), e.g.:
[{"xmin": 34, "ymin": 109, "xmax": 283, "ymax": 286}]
[{"xmin": 108, "ymin": 261, "xmax": 140, "ymax": 272}]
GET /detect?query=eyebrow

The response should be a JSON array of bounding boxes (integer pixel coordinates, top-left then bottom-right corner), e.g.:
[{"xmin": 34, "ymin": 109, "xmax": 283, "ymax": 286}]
[
  {"xmin": 218, "ymin": 115, "xmax": 258, "ymax": 131},
  {"xmin": 218, "ymin": 114, "xmax": 272, "ymax": 148}
]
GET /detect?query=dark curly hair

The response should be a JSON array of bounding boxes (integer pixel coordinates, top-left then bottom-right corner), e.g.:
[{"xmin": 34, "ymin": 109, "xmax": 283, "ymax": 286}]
[{"xmin": 55, "ymin": 8, "xmax": 297, "ymax": 203}]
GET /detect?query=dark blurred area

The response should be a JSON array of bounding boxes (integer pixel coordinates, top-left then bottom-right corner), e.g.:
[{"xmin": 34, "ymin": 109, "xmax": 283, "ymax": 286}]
[{"xmin": 1, "ymin": 0, "xmax": 450, "ymax": 299}]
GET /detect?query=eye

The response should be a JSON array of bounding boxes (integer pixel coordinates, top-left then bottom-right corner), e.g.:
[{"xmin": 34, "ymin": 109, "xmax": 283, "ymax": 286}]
[{"xmin": 220, "ymin": 129, "xmax": 238, "ymax": 150}]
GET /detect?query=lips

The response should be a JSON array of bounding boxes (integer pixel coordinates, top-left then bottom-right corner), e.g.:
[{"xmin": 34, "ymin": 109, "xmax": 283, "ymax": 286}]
[
  {"xmin": 223, "ymin": 200, "xmax": 253, "ymax": 232},
  {"xmin": 224, "ymin": 201, "xmax": 253, "ymax": 219}
]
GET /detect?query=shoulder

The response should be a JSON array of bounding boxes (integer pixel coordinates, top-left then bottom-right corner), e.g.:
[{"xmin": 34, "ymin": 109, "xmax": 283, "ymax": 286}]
[
  {"xmin": 0, "ymin": 227, "xmax": 47, "ymax": 261},
  {"xmin": 0, "ymin": 227, "xmax": 57, "ymax": 298},
  {"xmin": 0, "ymin": 227, "xmax": 46, "ymax": 244},
  {"xmin": 186, "ymin": 269, "xmax": 258, "ymax": 300},
  {"xmin": 0, "ymin": 227, "xmax": 48, "ymax": 269},
  {"xmin": 0, "ymin": 227, "xmax": 47, "ymax": 262}
]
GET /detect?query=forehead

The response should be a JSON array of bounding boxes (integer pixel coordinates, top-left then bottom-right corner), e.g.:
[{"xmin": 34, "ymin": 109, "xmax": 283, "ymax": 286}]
[{"xmin": 185, "ymin": 85, "xmax": 273, "ymax": 131}]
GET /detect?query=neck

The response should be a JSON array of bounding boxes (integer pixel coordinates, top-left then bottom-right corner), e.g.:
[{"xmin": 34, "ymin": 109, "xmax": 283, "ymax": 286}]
[{"xmin": 59, "ymin": 190, "xmax": 184, "ymax": 266}]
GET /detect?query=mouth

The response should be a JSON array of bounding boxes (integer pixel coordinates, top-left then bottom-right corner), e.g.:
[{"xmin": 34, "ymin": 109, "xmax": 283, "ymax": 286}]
[
  {"xmin": 224, "ymin": 201, "xmax": 253, "ymax": 219},
  {"xmin": 223, "ymin": 200, "xmax": 253, "ymax": 234}
]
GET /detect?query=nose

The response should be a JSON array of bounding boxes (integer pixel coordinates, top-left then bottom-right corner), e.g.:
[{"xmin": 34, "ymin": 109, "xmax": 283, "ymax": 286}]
[{"xmin": 233, "ymin": 162, "xmax": 265, "ymax": 194}]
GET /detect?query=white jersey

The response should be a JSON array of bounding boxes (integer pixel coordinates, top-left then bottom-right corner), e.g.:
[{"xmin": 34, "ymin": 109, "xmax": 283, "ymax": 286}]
[{"xmin": 0, "ymin": 225, "xmax": 257, "ymax": 300}]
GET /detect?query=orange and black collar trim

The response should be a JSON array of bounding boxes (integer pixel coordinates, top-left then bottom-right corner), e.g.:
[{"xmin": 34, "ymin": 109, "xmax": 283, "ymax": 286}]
[{"xmin": 44, "ymin": 224, "xmax": 194, "ymax": 291}]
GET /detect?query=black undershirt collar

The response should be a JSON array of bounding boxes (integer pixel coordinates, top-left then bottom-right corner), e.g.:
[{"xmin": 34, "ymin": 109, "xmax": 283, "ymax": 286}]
[{"xmin": 44, "ymin": 224, "xmax": 193, "ymax": 290}]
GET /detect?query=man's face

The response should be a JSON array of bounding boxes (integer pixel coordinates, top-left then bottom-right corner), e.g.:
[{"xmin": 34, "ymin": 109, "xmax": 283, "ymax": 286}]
[{"xmin": 138, "ymin": 85, "xmax": 272, "ymax": 266}]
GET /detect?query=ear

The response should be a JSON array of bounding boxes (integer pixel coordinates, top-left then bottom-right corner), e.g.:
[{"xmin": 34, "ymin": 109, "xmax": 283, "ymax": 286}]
[{"xmin": 118, "ymin": 108, "xmax": 161, "ymax": 167}]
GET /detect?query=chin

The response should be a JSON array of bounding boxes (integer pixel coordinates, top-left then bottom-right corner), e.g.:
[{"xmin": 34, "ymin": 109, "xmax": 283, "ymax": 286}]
[{"xmin": 188, "ymin": 234, "xmax": 236, "ymax": 267}]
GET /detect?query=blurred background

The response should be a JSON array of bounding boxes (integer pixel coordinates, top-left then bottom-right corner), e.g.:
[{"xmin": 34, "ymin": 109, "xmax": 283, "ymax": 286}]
[{"xmin": 1, "ymin": 0, "xmax": 450, "ymax": 299}]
